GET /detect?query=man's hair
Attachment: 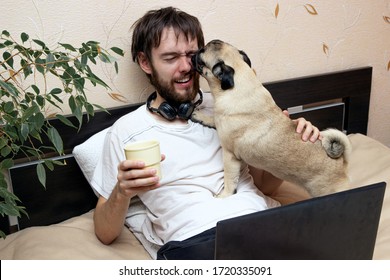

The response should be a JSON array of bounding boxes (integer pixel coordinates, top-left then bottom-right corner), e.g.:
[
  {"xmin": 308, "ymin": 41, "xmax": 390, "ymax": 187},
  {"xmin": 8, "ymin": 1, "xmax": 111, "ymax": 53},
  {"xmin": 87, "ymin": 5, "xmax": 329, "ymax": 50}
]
[{"xmin": 131, "ymin": 6, "xmax": 205, "ymax": 64}]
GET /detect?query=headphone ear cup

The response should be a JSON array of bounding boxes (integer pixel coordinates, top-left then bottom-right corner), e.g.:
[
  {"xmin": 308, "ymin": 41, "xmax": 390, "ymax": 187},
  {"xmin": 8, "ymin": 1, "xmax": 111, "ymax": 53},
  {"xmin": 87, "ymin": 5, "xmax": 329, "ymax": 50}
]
[
  {"xmin": 177, "ymin": 103, "xmax": 194, "ymax": 120},
  {"xmin": 158, "ymin": 102, "xmax": 177, "ymax": 120}
]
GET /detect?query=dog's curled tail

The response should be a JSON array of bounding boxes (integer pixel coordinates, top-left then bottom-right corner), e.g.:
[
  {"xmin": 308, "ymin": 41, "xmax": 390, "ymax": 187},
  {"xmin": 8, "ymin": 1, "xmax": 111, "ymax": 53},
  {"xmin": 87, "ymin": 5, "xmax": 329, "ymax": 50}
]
[{"xmin": 321, "ymin": 129, "xmax": 352, "ymax": 162}]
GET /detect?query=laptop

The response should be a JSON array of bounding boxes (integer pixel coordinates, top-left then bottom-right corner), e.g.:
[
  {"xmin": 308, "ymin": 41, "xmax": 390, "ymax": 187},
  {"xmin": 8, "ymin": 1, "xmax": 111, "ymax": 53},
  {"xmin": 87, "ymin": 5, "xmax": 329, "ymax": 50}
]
[{"xmin": 163, "ymin": 182, "xmax": 386, "ymax": 260}]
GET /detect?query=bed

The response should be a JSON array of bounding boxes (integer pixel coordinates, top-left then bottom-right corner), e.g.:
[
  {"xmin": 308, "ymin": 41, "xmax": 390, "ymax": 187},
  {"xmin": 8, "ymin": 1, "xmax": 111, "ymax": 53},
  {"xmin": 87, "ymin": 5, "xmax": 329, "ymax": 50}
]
[{"xmin": 1, "ymin": 66, "xmax": 389, "ymax": 260}]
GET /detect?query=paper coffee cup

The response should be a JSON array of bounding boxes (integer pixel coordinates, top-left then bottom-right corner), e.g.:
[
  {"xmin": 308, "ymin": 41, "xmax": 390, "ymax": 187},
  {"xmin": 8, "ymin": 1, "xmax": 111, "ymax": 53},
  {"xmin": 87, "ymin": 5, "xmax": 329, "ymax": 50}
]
[{"xmin": 124, "ymin": 140, "xmax": 162, "ymax": 178}]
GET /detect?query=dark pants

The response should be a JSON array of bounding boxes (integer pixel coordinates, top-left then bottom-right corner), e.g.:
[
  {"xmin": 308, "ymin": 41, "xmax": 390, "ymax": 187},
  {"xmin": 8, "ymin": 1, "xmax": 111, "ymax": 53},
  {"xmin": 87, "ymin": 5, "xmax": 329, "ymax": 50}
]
[{"xmin": 157, "ymin": 227, "xmax": 216, "ymax": 260}]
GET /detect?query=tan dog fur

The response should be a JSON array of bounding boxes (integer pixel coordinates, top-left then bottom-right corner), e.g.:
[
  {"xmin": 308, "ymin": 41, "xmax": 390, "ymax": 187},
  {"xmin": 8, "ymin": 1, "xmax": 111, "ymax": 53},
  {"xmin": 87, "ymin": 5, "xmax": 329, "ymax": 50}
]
[{"xmin": 191, "ymin": 40, "xmax": 351, "ymax": 198}]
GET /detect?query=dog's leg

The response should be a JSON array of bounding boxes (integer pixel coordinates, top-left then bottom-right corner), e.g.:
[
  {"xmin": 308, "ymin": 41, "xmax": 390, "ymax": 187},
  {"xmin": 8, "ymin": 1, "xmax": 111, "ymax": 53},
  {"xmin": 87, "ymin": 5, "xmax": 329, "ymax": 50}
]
[
  {"xmin": 218, "ymin": 150, "xmax": 242, "ymax": 198},
  {"xmin": 191, "ymin": 110, "xmax": 216, "ymax": 128}
]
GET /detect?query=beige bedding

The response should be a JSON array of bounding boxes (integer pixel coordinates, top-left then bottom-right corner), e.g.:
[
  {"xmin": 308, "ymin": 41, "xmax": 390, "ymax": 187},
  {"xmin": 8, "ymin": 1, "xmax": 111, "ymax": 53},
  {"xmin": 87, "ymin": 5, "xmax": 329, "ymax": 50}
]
[{"xmin": 1, "ymin": 133, "xmax": 389, "ymax": 260}]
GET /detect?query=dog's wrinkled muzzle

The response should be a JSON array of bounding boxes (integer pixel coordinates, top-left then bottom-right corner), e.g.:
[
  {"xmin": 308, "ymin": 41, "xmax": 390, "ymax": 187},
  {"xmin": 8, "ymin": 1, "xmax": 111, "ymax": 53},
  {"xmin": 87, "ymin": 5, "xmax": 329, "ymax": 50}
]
[{"xmin": 191, "ymin": 50, "xmax": 205, "ymax": 74}]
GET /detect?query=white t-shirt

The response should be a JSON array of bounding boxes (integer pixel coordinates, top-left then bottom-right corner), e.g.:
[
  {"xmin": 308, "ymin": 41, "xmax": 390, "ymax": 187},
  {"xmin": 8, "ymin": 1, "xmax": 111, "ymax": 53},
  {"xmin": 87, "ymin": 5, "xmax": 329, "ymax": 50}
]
[{"xmin": 91, "ymin": 101, "xmax": 280, "ymax": 245}]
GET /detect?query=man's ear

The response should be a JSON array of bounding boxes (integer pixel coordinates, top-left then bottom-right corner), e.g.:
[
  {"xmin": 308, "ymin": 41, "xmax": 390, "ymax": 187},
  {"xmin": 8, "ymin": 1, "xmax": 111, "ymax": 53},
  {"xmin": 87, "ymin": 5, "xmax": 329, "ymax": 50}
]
[
  {"xmin": 239, "ymin": 50, "xmax": 251, "ymax": 67},
  {"xmin": 137, "ymin": 52, "xmax": 152, "ymax": 75},
  {"xmin": 212, "ymin": 61, "xmax": 235, "ymax": 90}
]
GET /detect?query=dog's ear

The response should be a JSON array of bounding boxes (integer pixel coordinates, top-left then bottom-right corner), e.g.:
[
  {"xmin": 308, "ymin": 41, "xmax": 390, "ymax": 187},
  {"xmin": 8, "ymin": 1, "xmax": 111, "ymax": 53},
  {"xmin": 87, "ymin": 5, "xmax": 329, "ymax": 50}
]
[
  {"xmin": 212, "ymin": 61, "xmax": 235, "ymax": 90},
  {"xmin": 239, "ymin": 50, "xmax": 251, "ymax": 67}
]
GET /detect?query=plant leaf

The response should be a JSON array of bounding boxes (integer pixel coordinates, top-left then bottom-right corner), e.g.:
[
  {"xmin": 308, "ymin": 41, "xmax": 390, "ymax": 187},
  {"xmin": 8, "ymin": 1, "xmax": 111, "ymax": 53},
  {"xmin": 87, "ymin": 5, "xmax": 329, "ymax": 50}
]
[
  {"xmin": 31, "ymin": 84, "xmax": 40, "ymax": 94},
  {"xmin": 114, "ymin": 61, "xmax": 119, "ymax": 74},
  {"xmin": 1, "ymin": 146, "xmax": 12, "ymax": 157},
  {"xmin": 32, "ymin": 39, "xmax": 46, "ymax": 49},
  {"xmin": 110, "ymin": 47, "xmax": 124, "ymax": 56},
  {"xmin": 84, "ymin": 102, "xmax": 95, "ymax": 116},
  {"xmin": 81, "ymin": 53, "xmax": 88, "ymax": 66},
  {"xmin": 0, "ymin": 80, "xmax": 18, "ymax": 97},
  {"xmin": 0, "ymin": 202, "xmax": 21, "ymax": 217},
  {"xmin": 0, "ymin": 158, "xmax": 14, "ymax": 169},
  {"xmin": 49, "ymin": 88, "xmax": 62, "ymax": 95},
  {"xmin": 85, "ymin": 75, "xmax": 109, "ymax": 88},
  {"xmin": 31, "ymin": 112, "xmax": 45, "ymax": 131},
  {"xmin": 73, "ymin": 106, "xmax": 83, "ymax": 129},
  {"xmin": 21, "ymin": 59, "xmax": 33, "ymax": 78},
  {"xmin": 2, "ymin": 30, "xmax": 10, "ymax": 37},
  {"xmin": 47, "ymin": 127, "xmax": 63, "ymax": 154},
  {"xmin": 34, "ymin": 57, "xmax": 45, "ymax": 74},
  {"xmin": 56, "ymin": 114, "xmax": 77, "ymax": 129},
  {"xmin": 43, "ymin": 160, "xmax": 54, "ymax": 171},
  {"xmin": 46, "ymin": 53, "xmax": 55, "ymax": 72},
  {"xmin": 92, "ymin": 104, "xmax": 109, "ymax": 114},
  {"xmin": 59, "ymin": 43, "xmax": 77, "ymax": 52},
  {"xmin": 2, "ymin": 51, "xmax": 13, "ymax": 68},
  {"xmin": 22, "ymin": 104, "xmax": 39, "ymax": 121},
  {"xmin": 0, "ymin": 138, "xmax": 7, "ymax": 149},
  {"xmin": 20, "ymin": 123, "xmax": 29, "ymax": 141},
  {"xmin": 21, "ymin": 32, "xmax": 29, "ymax": 43},
  {"xmin": 36, "ymin": 163, "xmax": 46, "ymax": 188},
  {"xmin": 0, "ymin": 188, "xmax": 20, "ymax": 204},
  {"xmin": 3, "ymin": 101, "xmax": 14, "ymax": 113},
  {"xmin": 36, "ymin": 95, "xmax": 45, "ymax": 106},
  {"xmin": 98, "ymin": 52, "xmax": 111, "ymax": 63},
  {"xmin": 50, "ymin": 93, "xmax": 64, "ymax": 104},
  {"xmin": 304, "ymin": 4, "xmax": 318, "ymax": 15}
]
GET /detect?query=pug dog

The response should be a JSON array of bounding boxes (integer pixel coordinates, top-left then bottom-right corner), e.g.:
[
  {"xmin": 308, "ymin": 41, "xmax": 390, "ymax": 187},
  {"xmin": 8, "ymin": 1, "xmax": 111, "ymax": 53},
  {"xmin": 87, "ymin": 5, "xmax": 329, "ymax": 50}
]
[{"xmin": 191, "ymin": 39, "xmax": 351, "ymax": 198}]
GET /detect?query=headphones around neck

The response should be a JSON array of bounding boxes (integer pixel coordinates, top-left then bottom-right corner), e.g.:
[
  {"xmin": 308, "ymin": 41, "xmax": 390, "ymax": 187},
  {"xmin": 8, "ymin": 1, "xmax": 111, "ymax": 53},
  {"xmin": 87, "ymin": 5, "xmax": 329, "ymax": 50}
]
[{"xmin": 147, "ymin": 91, "xmax": 203, "ymax": 121}]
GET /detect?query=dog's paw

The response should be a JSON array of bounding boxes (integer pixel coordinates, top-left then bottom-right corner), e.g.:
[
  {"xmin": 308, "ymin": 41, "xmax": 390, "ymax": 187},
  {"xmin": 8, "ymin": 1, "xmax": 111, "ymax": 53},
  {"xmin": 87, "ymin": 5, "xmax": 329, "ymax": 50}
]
[
  {"xmin": 191, "ymin": 111, "xmax": 216, "ymax": 129},
  {"xmin": 190, "ymin": 111, "xmax": 203, "ymax": 123},
  {"xmin": 215, "ymin": 189, "xmax": 234, "ymax": 198}
]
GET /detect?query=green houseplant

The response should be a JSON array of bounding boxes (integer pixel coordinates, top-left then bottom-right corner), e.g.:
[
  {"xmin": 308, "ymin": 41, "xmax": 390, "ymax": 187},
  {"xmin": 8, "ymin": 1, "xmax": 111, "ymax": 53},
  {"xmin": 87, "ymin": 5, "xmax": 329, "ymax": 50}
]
[{"xmin": 0, "ymin": 30, "xmax": 124, "ymax": 238}]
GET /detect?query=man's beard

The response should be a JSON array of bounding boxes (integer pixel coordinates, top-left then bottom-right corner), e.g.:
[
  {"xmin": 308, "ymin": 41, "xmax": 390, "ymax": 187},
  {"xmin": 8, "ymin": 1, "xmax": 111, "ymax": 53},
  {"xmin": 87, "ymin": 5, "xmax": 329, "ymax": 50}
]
[{"xmin": 149, "ymin": 67, "xmax": 200, "ymax": 107}]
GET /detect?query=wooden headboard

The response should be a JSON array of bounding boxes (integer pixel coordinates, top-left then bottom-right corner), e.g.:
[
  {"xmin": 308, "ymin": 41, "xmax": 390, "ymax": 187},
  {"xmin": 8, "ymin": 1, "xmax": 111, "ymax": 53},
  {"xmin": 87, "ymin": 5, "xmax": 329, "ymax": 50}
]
[
  {"xmin": 0, "ymin": 66, "xmax": 372, "ymax": 234},
  {"xmin": 265, "ymin": 67, "xmax": 372, "ymax": 134}
]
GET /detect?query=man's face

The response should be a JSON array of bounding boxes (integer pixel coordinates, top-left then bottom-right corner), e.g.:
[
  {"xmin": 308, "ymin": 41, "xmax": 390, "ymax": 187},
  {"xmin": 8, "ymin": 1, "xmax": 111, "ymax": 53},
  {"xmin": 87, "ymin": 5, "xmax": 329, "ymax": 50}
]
[{"xmin": 148, "ymin": 27, "xmax": 200, "ymax": 105}]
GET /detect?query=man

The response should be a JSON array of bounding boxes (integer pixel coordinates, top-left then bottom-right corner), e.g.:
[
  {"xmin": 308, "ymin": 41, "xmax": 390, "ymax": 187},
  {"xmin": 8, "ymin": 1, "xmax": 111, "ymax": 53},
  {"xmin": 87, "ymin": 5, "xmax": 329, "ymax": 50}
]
[{"xmin": 91, "ymin": 7, "xmax": 320, "ymax": 259}]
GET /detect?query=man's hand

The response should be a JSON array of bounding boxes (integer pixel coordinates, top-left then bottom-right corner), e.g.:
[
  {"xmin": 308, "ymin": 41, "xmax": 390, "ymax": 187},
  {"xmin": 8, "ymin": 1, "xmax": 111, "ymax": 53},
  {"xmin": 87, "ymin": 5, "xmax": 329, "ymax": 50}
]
[
  {"xmin": 116, "ymin": 154, "xmax": 165, "ymax": 198},
  {"xmin": 283, "ymin": 110, "xmax": 322, "ymax": 143}
]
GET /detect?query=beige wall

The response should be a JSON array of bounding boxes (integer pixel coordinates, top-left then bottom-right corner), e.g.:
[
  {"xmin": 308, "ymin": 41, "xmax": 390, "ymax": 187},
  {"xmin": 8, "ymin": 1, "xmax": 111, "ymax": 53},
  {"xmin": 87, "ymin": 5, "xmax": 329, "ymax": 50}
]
[{"xmin": 2, "ymin": 0, "xmax": 390, "ymax": 146}]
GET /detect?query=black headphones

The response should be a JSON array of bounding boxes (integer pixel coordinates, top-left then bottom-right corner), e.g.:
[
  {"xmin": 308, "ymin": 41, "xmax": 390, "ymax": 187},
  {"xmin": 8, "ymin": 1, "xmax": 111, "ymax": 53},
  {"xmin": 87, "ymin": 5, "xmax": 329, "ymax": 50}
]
[{"xmin": 146, "ymin": 91, "xmax": 203, "ymax": 121}]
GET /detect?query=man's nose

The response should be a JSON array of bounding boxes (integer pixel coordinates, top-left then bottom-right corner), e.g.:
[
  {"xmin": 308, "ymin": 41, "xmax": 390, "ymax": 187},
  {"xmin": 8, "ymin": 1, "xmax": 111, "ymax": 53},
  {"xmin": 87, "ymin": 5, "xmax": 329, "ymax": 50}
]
[{"xmin": 178, "ymin": 55, "xmax": 192, "ymax": 72}]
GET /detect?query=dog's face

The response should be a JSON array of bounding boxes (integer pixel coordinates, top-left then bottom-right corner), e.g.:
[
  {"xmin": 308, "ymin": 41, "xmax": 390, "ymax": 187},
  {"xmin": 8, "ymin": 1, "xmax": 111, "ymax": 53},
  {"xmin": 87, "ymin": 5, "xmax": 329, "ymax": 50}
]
[{"xmin": 191, "ymin": 39, "xmax": 251, "ymax": 90}]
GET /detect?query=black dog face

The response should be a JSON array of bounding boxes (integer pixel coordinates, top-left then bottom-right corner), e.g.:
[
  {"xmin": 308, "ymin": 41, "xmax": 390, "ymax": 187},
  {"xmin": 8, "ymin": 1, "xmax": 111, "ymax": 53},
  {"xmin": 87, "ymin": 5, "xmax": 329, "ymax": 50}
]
[{"xmin": 191, "ymin": 40, "xmax": 251, "ymax": 90}]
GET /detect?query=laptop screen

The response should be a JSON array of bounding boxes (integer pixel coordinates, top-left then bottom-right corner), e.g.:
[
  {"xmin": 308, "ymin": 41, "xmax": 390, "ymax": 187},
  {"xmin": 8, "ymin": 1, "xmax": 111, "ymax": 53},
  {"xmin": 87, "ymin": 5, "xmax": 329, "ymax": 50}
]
[{"xmin": 215, "ymin": 182, "xmax": 386, "ymax": 260}]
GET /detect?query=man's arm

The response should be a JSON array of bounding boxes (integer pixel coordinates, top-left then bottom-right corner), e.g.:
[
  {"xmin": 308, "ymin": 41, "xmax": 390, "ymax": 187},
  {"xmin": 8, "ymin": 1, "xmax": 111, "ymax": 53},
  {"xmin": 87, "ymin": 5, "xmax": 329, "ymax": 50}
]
[
  {"xmin": 94, "ymin": 159, "xmax": 161, "ymax": 245},
  {"xmin": 249, "ymin": 167, "xmax": 309, "ymax": 205},
  {"xmin": 94, "ymin": 189, "xmax": 131, "ymax": 245}
]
